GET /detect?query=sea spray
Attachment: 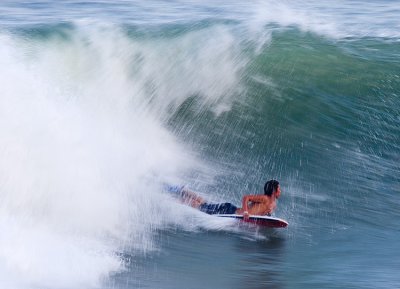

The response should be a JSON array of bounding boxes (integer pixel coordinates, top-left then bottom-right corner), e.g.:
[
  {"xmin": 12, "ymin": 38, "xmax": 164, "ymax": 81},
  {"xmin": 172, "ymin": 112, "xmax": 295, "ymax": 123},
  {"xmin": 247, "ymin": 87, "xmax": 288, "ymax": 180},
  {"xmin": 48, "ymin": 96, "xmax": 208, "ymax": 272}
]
[{"xmin": 0, "ymin": 23, "xmax": 248, "ymax": 288}]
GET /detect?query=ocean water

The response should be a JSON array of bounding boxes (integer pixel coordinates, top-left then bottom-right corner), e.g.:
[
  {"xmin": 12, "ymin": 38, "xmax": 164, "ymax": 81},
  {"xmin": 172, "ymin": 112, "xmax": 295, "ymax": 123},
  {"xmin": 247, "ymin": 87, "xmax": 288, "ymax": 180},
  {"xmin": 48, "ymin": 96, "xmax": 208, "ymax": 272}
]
[{"xmin": 0, "ymin": 1, "xmax": 399, "ymax": 288}]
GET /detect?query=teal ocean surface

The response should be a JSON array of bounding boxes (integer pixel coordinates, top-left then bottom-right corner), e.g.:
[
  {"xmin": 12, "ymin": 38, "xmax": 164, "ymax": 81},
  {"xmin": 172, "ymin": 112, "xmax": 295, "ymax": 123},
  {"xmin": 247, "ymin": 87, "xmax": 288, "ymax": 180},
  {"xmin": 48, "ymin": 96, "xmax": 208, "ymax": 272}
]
[{"xmin": 0, "ymin": 1, "xmax": 399, "ymax": 288}]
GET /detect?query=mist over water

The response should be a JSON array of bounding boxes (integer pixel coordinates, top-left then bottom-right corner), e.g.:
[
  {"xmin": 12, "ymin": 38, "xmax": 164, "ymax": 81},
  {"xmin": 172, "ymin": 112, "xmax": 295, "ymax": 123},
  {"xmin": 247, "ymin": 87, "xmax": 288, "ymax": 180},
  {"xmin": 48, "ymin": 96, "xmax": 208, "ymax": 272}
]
[
  {"xmin": 0, "ymin": 19, "xmax": 252, "ymax": 288},
  {"xmin": 0, "ymin": 1, "xmax": 399, "ymax": 289}
]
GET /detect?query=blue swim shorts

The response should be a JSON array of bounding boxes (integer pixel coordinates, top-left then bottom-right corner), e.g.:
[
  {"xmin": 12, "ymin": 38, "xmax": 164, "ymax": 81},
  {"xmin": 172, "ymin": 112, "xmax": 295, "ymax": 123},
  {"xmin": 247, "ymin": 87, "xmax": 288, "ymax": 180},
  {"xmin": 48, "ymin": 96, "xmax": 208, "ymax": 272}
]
[{"xmin": 199, "ymin": 202, "xmax": 238, "ymax": 215}]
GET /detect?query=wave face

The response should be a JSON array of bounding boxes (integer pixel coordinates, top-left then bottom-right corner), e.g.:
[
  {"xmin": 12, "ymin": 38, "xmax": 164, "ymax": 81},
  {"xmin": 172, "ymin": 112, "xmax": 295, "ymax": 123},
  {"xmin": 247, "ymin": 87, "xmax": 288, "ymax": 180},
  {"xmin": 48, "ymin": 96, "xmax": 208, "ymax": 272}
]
[{"xmin": 0, "ymin": 1, "xmax": 399, "ymax": 289}]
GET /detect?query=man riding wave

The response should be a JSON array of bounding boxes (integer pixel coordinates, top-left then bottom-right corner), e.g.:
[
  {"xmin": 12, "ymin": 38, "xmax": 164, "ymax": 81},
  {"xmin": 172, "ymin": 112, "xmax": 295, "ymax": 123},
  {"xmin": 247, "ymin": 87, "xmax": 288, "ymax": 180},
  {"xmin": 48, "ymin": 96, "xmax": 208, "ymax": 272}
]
[{"xmin": 170, "ymin": 180, "xmax": 281, "ymax": 220}]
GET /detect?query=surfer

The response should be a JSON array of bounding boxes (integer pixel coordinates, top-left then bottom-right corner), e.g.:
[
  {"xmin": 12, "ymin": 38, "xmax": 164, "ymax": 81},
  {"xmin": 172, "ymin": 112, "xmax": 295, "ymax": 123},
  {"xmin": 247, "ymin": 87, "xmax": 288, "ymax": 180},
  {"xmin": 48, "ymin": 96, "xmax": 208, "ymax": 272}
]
[{"xmin": 173, "ymin": 180, "xmax": 281, "ymax": 219}]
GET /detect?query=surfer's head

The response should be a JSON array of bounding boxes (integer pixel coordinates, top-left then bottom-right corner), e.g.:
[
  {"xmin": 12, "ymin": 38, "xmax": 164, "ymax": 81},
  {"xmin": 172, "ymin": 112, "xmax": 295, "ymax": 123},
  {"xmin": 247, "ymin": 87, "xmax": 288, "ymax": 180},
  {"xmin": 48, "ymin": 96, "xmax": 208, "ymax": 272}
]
[{"xmin": 264, "ymin": 180, "xmax": 280, "ymax": 197}]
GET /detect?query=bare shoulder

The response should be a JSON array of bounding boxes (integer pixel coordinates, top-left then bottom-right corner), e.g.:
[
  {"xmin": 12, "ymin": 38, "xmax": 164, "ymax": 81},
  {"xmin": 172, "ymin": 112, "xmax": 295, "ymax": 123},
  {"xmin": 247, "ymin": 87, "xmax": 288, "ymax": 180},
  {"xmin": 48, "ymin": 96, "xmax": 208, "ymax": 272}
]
[{"xmin": 244, "ymin": 194, "xmax": 269, "ymax": 202}]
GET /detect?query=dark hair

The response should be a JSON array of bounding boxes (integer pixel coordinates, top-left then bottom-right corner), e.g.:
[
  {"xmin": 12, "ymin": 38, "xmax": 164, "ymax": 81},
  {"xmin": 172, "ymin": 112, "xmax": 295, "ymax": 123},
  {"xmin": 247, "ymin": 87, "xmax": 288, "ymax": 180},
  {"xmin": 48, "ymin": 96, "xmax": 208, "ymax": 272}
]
[{"xmin": 264, "ymin": 180, "xmax": 279, "ymax": 196}]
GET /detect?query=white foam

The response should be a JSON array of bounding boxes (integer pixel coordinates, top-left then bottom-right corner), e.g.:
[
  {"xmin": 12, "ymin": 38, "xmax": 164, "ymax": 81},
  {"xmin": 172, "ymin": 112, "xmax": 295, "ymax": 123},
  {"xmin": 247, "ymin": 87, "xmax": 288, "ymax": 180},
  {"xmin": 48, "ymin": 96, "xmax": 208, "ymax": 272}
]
[{"xmin": 0, "ymin": 24, "xmax": 246, "ymax": 288}]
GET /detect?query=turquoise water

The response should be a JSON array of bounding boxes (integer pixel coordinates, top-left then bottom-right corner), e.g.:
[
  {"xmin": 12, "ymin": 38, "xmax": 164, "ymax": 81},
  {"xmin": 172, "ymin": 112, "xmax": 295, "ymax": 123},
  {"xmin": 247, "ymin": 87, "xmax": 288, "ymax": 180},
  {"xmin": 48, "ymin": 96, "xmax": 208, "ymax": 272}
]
[{"xmin": 0, "ymin": 1, "xmax": 399, "ymax": 289}]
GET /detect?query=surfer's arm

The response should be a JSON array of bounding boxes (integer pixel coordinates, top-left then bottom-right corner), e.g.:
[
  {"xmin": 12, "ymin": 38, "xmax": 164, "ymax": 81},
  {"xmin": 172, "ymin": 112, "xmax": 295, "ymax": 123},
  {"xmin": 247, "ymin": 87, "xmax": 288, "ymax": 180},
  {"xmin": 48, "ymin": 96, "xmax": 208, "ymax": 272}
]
[
  {"xmin": 238, "ymin": 195, "xmax": 260, "ymax": 219},
  {"xmin": 240, "ymin": 195, "xmax": 250, "ymax": 212},
  {"xmin": 238, "ymin": 195, "xmax": 272, "ymax": 217}
]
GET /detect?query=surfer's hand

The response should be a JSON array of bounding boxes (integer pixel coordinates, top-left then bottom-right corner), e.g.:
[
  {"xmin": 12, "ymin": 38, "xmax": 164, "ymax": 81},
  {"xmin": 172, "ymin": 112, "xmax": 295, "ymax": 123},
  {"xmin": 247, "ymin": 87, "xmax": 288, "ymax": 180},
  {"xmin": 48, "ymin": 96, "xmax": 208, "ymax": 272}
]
[{"xmin": 243, "ymin": 211, "xmax": 249, "ymax": 221}]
